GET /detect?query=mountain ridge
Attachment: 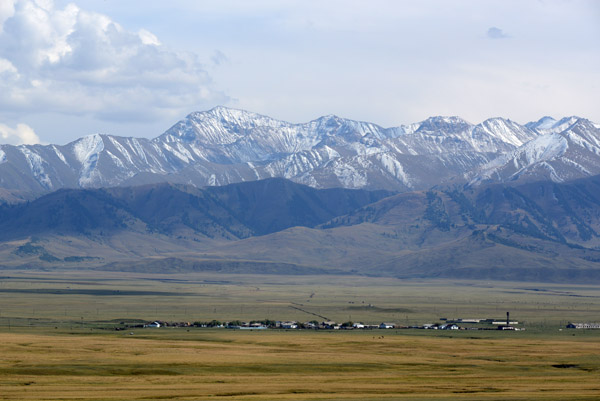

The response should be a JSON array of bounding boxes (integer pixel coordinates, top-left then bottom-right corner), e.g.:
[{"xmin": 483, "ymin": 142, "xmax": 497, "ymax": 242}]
[
  {"xmin": 1, "ymin": 176, "xmax": 599, "ymax": 283},
  {"xmin": 2, "ymin": 107, "xmax": 597, "ymax": 199}
]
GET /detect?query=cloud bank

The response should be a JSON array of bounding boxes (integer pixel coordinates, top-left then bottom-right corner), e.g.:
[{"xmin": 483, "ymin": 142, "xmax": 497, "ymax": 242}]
[
  {"xmin": 0, "ymin": 122, "xmax": 41, "ymax": 145},
  {"xmin": 0, "ymin": 0, "xmax": 227, "ymax": 123}
]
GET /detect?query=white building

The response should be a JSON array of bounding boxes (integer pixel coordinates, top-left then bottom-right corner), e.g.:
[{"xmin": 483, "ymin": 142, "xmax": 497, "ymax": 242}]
[{"xmin": 567, "ymin": 323, "xmax": 600, "ymax": 329}]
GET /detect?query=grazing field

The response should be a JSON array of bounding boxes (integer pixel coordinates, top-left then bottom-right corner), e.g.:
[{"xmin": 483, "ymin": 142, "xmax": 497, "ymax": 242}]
[
  {"xmin": 1, "ymin": 270, "xmax": 600, "ymax": 328},
  {"xmin": 0, "ymin": 270, "xmax": 599, "ymax": 400},
  {"xmin": 1, "ymin": 328, "xmax": 600, "ymax": 400}
]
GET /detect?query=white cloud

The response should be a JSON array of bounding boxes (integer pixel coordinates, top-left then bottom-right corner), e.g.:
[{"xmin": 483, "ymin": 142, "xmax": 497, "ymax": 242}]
[
  {"xmin": 0, "ymin": 122, "xmax": 41, "ymax": 145},
  {"xmin": 0, "ymin": 0, "xmax": 227, "ymax": 123},
  {"xmin": 138, "ymin": 29, "xmax": 160, "ymax": 46},
  {"xmin": 0, "ymin": 0, "xmax": 15, "ymax": 33}
]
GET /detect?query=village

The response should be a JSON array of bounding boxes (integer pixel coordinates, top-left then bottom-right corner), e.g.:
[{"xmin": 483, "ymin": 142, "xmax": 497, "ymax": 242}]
[
  {"xmin": 134, "ymin": 312, "xmax": 533, "ymax": 331},
  {"xmin": 132, "ymin": 312, "xmax": 600, "ymax": 332}
]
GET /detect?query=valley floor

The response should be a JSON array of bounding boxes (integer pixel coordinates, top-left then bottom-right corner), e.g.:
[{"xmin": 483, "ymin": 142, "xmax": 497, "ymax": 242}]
[
  {"xmin": 1, "ymin": 328, "xmax": 599, "ymax": 400},
  {"xmin": 0, "ymin": 271, "xmax": 599, "ymax": 400}
]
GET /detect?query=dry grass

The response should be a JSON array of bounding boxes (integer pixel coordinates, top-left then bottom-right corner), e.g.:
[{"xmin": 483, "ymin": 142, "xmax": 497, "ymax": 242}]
[
  {"xmin": 1, "ymin": 271, "xmax": 600, "ymax": 400},
  {"xmin": 1, "ymin": 329, "xmax": 599, "ymax": 400}
]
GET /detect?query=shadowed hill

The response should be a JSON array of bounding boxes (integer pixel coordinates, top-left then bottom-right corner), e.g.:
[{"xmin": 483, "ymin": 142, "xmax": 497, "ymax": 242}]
[
  {"xmin": 1, "ymin": 176, "xmax": 600, "ymax": 283},
  {"xmin": 0, "ymin": 189, "xmax": 138, "ymax": 239},
  {"xmin": 204, "ymin": 177, "xmax": 392, "ymax": 236},
  {"xmin": 202, "ymin": 175, "xmax": 600, "ymax": 282},
  {"xmin": 0, "ymin": 178, "xmax": 394, "ymax": 241}
]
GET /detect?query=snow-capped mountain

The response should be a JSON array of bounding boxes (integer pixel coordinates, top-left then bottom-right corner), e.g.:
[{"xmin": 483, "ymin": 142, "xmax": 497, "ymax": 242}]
[
  {"xmin": 471, "ymin": 118, "xmax": 600, "ymax": 185},
  {"xmin": 525, "ymin": 116, "xmax": 582, "ymax": 135},
  {"xmin": 0, "ymin": 106, "xmax": 597, "ymax": 197}
]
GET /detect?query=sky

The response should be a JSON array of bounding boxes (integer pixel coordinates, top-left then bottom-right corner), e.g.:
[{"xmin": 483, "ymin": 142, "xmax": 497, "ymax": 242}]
[{"xmin": 0, "ymin": 0, "xmax": 598, "ymax": 145}]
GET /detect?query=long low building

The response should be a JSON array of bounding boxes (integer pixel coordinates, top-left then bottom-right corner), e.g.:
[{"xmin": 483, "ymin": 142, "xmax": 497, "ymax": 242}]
[{"xmin": 567, "ymin": 323, "xmax": 600, "ymax": 329}]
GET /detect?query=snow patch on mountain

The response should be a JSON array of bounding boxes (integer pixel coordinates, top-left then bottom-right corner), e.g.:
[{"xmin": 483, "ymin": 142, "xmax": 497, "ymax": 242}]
[
  {"xmin": 264, "ymin": 147, "xmax": 338, "ymax": 179},
  {"xmin": 538, "ymin": 162, "xmax": 562, "ymax": 182},
  {"xmin": 52, "ymin": 145, "xmax": 68, "ymax": 165},
  {"xmin": 0, "ymin": 147, "xmax": 5, "ymax": 164},
  {"xmin": 561, "ymin": 158, "xmax": 592, "ymax": 176},
  {"xmin": 106, "ymin": 150, "xmax": 126, "ymax": 170},
  {"xmin": 332, "ymin": 159, "xmax": 369, "ymax": 188},
  {"xmin": 107, "ymin": 137, "xmax": 134, "ymax": 166},
  {"xmin": 245, "ymin": 161, "xmax": 262, "ymax": 180},
  {"xmin": 208, "ymin": 174, "xmax": 217, "ymax": 186},
  {"xmin": 73, "ymin": 134, "xmax": 104, "ymax": 165},
  {"xmin": 129, "ymin": 138, "xmax": 147, "ymax": 161},
  {"xmin": 377, "ymin": 152, "xmax": 412, "ymax": 187},
  {"xmin": 73, "ymin": 134, "xmax": 105, "ymax": 186},
  {"xmin": 18, "ymin": 147, "xmax": 53, "ymax": 189},
  {"xmin": 521, "ymin": 133, "xmax": 569, "ymax": 163}
]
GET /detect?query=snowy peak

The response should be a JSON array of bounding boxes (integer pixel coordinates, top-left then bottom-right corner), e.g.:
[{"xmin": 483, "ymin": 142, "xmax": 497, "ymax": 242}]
[
  {"xmin": 309, "ymin": 115, "xmax": 389, "ymax": 142},
  {"xmin": 0, "ymin": 108, "xmax": 598, "ymax": 195},
  {"xmin": 157, "ymin": 107, "xmax": 286, "ymax": 146},
  {"xmin": 551, "ymin": 116, "xmax": 582, "ymax": 133},
  {"xmin": 525, "ymin": 116, "xmax": 557, "ymax": 131},
  {"xmin": 562, "ymin": 118, "xmax": 600, "ymax": 155},
  {"xmin": 472, "ymin": 117, "xmax": 600, "ymax": 185},
  {"xmin": 391, "ymin": 116, "xmax": 538, "ymax": 155},
  {"xmin": 475, "ymin": 117, "xmax": 537, "ymax": 147},
  {"xmin": 526, "ymin": 116, "xmax": 582, "ymax": 135},
  {"xmin": 416, "ymin": 116, "xmax": 472, "ymax": 134}
]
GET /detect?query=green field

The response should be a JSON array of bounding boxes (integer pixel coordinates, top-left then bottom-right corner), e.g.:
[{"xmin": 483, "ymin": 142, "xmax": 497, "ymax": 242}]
[
  {"xmin": 0, "ymin": 270, "xmax": 599, "ymax": 400},
  {"xmin": 1, "ymin": 270, "xmax": 599, "ymax": 328}
]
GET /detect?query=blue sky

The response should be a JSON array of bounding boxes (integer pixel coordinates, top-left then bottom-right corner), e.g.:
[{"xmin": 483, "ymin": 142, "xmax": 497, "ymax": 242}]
[{"xmin": 0, "ymin": 0, "xmax": 599, "ymax": 145}]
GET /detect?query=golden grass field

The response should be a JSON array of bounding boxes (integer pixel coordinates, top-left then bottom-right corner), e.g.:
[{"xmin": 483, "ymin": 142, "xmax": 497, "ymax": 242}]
[
  {"xmin": 1, "ymin": 329, "xmax": 599, "ymax": 400},
  {"xmin": 0, "ymin": 270, "xmax": 599, "ymax": 400}
]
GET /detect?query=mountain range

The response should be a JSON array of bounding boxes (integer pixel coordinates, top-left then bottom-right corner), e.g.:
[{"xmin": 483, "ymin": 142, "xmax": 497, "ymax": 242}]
[
  {"xmin": 1, "ymin": 176, "xmax": 599, "ymax": 283},
  {"xmin": 1, "ymin": 107, "xmax": 599, "ymax": 200},
  {"xmin": 1, "ymin": 108, "xmax": 600, "ymax": 283}
]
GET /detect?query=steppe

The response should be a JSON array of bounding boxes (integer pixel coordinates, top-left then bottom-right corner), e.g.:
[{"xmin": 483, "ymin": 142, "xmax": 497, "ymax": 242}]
[{"xmin": 1, "ymin": 271, "xmax": 599, "ymax": 400}]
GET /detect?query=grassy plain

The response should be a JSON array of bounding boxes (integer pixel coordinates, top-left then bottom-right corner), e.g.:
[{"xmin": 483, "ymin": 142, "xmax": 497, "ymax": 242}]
[
  {"xmin": 2, "ymin": 270, "xmax": 600, "ymax": 327},
  {"xmin": 0, "ymin": 270, "xmax": 599, "ymax": 400},
  {"xmin": 2, "ymin": 328, "xmax": 600, "ymax": 400}
]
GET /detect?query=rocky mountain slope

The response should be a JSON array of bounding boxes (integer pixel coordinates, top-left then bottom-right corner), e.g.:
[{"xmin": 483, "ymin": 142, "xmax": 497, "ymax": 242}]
[{"xmin": 6, "ymin": 107, "xmax": 597, "ymax": 198}]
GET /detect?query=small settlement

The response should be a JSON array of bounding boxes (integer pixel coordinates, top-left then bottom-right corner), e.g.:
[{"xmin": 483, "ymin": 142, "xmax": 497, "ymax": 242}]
[
  {"xmin": 121, "ymin": 318, "xmax": 600, "ymax": 331},
  {"xmin": 135, "ymin": 312, "xmax": 529, "ymax": 331}
]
